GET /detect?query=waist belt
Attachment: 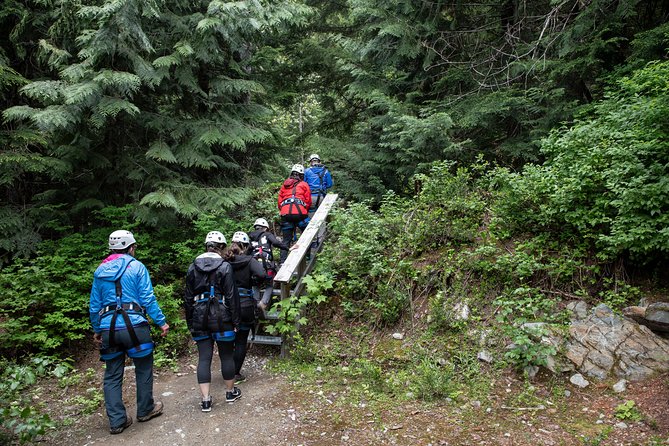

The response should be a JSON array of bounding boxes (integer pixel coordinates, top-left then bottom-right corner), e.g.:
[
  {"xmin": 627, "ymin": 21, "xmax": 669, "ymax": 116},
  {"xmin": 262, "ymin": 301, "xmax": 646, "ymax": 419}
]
[
  {"xmin": 194, "ymin": 293, "xmax": 223, "ymax": 303},
  {"xmin": 99, "ymin": 302, "xmax": 145, "ymax": 317},
  {"xmin": 238, "ymin": 287, "xmax": 253, "ymax": 297},
  {"xmin": 281, "ymin": 197, "xmax": 306, "ymax": 206}
]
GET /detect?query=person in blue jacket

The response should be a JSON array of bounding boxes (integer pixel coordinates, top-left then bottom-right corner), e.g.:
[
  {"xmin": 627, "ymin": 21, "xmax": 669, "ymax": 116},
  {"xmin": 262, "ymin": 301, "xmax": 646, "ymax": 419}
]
[
  {"xmin": 90, "ymin": 230, "xmax": 170, "ymax": 434},
  {"xmin": 304, "ymin": 153, "xmax": 333, "ymax": 216}
]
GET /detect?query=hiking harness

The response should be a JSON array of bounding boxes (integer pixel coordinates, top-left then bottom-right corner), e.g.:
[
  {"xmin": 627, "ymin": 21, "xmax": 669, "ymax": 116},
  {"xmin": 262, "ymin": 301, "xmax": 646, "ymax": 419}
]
[
  {"xmin": 99, "ymin": 261, "xmax": 153, "ymax": 360},
  {"xmin": 280, "ymin": 182, "xmax": 307, "ymax": 218},
  {"xmin": 254, "ymin": 245, "xmax": 276, "ymax": 278},
  {"xmin": 193, "ymin": 270, "xmax": 235, "ymax": 342},
  {"xmin": 311, "ymin": 167, "xmax": 330, "ymax": 209},
  {"xmin": 237, "ymin": 287, "xmax": 258, "ymax": 342}
]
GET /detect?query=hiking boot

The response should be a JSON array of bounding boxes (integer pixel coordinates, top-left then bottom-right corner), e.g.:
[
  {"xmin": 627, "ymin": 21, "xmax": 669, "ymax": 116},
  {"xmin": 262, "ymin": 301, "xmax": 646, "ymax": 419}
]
[
  {"xmin": 137, "ymin": 400, "xmax": 163, "ymax": 422},
  {"xmin": 234, "ymin": 373, "xmax": 246, "ymax": 384},
  {"xmin": 200, "ymin": 396, "xmax": 212, "ymax": 412},
  {"xmin": 110, "ymin": 416, "xmax": 132, "ymax": 434},
  {"xmin": 226, "ymin": 387, "xmax": 242, "ymax": 403}
]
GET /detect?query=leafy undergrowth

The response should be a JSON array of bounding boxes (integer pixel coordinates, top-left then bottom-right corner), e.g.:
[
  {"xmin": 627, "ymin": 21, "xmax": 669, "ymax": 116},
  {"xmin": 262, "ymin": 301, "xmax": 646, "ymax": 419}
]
[{"xmin": 270, "ymin": 320, "xmax": 669, "ymax": 446}]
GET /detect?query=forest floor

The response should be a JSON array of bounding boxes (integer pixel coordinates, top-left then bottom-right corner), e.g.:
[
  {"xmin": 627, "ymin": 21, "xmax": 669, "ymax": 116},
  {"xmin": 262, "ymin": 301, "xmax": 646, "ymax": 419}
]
[{"xmin": 37, "ymin": 344, "xmax": 669, "ymax": 446}]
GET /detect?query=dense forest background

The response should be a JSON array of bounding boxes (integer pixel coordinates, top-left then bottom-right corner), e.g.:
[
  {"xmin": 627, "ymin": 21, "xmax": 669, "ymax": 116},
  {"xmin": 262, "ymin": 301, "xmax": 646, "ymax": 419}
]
[{"xmin": 1, "ymin": 0, "xmax": 668, "ymax": 443}]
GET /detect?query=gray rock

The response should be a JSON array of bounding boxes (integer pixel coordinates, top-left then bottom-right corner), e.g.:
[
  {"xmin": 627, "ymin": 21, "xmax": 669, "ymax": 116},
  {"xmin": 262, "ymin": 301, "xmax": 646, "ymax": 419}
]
[
  {"xmin": 623, "ymin": 302, "xmax": 669, "ymax": 333},
  {"xmin": 477, "ymin": 350, "xmax": 493, "ymax": 363},
  {"xmin": 525, "ymin": 365, "xmax": 539, "ymax": 379},
  {"xmin": 453, "ymin": 302, "xmax": 470, "ymax": 320},
  {"xmin": 615, "ymin": 422, "xmax": 628, "ymax": 429},
  {"xmin": 569, "ymin": 373, "xmax": 590, "ymax": 388},
  {"xmin": 612, "ymin": 379, "xmax": 627, "ymax": 393},
  {"xmin": 647, "ymin": 302, "xmax": 669, "ymax": 325},
  {"xmin": 566, "ymin": 304, "xmax": 669, "ymax": 381},
  {"xmin": 392, "ymin": 332, "xmax": 404, "ymax": 340},
  {"xmin": 566, "ymin": 300, "xmax": 590, "ymax": 320}
]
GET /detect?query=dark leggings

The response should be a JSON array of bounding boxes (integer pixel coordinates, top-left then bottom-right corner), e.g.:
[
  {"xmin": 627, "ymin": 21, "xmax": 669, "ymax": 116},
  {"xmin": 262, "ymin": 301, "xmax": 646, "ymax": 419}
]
[
  {"xmin": 234, "ymin": 329, "xmax": 251, "ymax": 375},
  {"xmin": 196, "ymin": 337, "xmax": 235, "ymax": 383}
]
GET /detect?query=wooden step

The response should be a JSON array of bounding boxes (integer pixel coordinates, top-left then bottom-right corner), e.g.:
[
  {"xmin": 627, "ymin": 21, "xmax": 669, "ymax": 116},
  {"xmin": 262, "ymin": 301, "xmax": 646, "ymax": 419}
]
[
  {"xmin": 251, "ymin": 335, "xmax": 282, "ymax": 346},
  {"xmin": 262, "ymin": 311, "xmax": 280, "ymax": 320}
]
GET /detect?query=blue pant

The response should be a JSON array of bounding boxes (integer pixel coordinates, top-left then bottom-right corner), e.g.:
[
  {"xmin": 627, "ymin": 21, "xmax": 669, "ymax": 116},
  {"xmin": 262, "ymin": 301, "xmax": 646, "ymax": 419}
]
[
  {"xmin": 279, "ymin": 217, "xmax": 310, "ymax": 263},
  {"xmin": 101, "ymin": 325, "xmax": 155, "ymax": 429}
]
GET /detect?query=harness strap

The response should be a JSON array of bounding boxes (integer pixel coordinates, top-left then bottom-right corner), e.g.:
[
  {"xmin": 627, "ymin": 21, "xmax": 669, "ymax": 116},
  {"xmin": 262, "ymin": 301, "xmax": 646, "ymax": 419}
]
[
  {"xmin": 108, "ymin": 262, "xmax": 147, "ymax": 354},
  {"xmin": 280, "ymin": 182, "xmax": 307, "ymax": 216},
  {"xmin": 109, "ymin": 307, "xmax": 142, "ymax": 349},
  {"xmin": 238, "ymin": 287, "xmax": 253, "ymax": 297},
  {"xmin": 200, "ymin": 270, "xmax": 225, "ymax": 334},
  {"xmin": 194, "ymin": 293, "xmax": 223, "ymax": 302},
  {"xmin": 99, "ymin": 302, "xmax": 145, "ymax": 317}
]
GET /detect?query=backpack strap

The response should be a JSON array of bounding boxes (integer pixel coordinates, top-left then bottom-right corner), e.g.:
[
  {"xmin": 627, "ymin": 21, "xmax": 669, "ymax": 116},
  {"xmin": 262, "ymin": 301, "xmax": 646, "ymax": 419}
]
[
  {"xmin": 201, "ymin": 270, "xmax": 225, "ymax": 334},
  {"xmin": 316, "ymin": 168, "xmax": 329, "ymax": 195},
  {"xmin": 108, "ymin": 261, "xmax": 151, "ymax": 355}
]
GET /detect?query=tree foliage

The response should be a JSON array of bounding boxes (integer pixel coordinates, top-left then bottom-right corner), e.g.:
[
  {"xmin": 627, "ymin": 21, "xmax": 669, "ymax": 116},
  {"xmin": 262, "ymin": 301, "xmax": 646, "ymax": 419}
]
[{"xmin": 1, "ymin": 0, "xmax": 312, "ymax": 261}]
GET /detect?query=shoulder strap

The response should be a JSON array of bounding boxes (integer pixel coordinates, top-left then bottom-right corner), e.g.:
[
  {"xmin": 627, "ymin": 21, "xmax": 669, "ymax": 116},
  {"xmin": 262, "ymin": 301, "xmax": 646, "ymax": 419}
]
[{"xmin": 114, "ymin": 259, "xmax": 135, "ymax": 306}]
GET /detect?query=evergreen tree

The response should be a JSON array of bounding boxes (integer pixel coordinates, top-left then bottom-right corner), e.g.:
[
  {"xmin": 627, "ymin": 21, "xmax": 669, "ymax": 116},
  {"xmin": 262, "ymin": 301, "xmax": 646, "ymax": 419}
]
[{"xmin": 2, "ymin": 0, "xmax": 312, "ymax": 259}]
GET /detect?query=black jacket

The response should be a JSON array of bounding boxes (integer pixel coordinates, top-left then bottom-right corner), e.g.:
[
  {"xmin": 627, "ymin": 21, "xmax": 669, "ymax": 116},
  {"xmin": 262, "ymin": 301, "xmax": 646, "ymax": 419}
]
[
  {"xmin": 248, "ymin": 229, "xmax": 288, "ymax": 260},
  {"xmin": 184, "ymin": 253, "xmax": 240, "ymax": 337},
  {"xmin": 228, "ymin": 254, "xmax": 269, "ymax": 289}
]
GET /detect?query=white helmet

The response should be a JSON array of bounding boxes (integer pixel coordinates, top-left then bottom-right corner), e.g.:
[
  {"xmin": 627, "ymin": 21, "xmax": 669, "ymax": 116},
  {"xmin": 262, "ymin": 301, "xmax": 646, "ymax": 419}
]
[
  {"xmin": 205, "ymin": 231, "xmax": 226, "ymax": 245},
  {"xmin": 254, "ymin": 218, "xmax": 269, "ymax": 229},
  {"xmin": 291, "ymin": 163, "xmax": 304, "ymax": 175},
  {"xmin": 232, "ymin": 231, "xmax": 250, "ymax": 244},
  {"xmin": 109, "ymin": 230, "xmax": 136, "ymax": 250},
  {"xmin": 309, "ymin": 153, "xmax": 320, "ymax": 162}
]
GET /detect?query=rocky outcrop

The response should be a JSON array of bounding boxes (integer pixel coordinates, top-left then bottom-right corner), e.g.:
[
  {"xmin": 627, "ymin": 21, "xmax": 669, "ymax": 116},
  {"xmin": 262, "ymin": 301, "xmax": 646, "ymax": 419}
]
[
  {"xmin": 623, "ymin": 302, "xmax": 669, "ymax": 333},
  {"xmin": 566, "ymin": 304, "xmax": 669, "ymax": 381}
]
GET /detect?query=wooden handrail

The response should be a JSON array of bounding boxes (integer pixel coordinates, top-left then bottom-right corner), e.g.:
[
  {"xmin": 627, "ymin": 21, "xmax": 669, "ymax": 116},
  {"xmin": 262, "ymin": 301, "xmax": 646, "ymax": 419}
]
[
  {"xmin": 255, "ymin": 193, "xmax": 337, "ymax": 356},
  {"xmin": 274, "ymin": 193, "xmax": 338, "ymax": 296}
]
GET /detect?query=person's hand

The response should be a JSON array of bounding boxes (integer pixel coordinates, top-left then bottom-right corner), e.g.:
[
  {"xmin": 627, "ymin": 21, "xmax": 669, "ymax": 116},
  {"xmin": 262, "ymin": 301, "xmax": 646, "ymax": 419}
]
[
  {"xmin": 160, "ymin": 323, "xmax": 170, "ymax": 337},
  {"xmin": 93, "ymin": 332, "xmax": 102, "ymax": 346},
  {"xmin": 290, "ymin": 243, "xmax": 299, "ymax": 251}
]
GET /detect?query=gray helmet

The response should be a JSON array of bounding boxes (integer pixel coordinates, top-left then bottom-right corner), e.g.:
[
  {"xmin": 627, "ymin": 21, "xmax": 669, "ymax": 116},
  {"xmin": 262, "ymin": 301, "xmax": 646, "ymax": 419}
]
[
  {"xmin": 291, "ymin": 163, "xmax": 304, "ymax": 175},
  {"xmin": 254, "ymin": 218, "xmax": 269, "ymax": 229},
  {"xmin": 232, "ymin": 231, "xmax": 250, "ymax": 244},
  {"xmin": 108, "ymin": 230, "xmax": 136, "ymax": 250},
  {"xmin": 205, "ymin": 231, "xmax": 227, "ymax": 246}
]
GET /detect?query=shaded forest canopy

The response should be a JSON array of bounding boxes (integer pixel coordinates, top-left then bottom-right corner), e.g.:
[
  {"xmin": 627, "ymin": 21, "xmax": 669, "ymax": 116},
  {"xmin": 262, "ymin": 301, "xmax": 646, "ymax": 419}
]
[{"xmin": 1, "ymin": 0, "xmax": 668, "ymax": 352}]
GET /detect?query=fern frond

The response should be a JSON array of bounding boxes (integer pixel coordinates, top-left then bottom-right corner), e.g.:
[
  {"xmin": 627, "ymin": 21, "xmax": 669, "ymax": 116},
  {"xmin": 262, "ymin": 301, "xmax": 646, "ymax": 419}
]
[
  {"xmin": 3, "ymin": 105, "xmax": 37, "ymax": 123},
  {"xmin": 209, "ymin": 78, "xmax": 266, "ymax": 96},
  {"xmin": 93, "ymin": 70, "xmax": 142, "ymax": 96},
  {"xmin": 90, "ymin": 97, "xmax": 140, "ymax": 127},
  {"xmin": 146, "ymin": 141, "xmax": 178, "ymax": 163},
  {"xmin": 20, "ymin": 81, "xmax": 65, "ymax": 103},
  {"xmin": 37, "ymin": 39, "xmax": 71, "ymax": 69},
  {"xmin": 139, "ymin": 190, "xmax": 180, "ymax": 210},
  {"xmin": 63, "ymin": 81, "xmax": 102, "ymax": 105},
  {"xmin": 152, "ymin": 55, "xmax": 180, "ymax": 68}
]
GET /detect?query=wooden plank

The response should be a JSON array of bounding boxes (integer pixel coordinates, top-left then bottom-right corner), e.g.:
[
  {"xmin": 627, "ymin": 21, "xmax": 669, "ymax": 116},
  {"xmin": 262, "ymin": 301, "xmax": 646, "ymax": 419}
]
[
  {"xmin": 275, "ymin": 193, "xmax": 338, "ymax": 283},
  {"xmin": 251, "ymin": 335, "xmax": 283, "ymax": 346}
]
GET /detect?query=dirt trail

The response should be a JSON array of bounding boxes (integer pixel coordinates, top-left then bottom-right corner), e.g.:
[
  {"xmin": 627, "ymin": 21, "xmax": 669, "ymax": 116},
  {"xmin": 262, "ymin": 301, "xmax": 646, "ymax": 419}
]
[{"xmin": 57, "ymin": 354, "xmax": 297, "ymax": 446}]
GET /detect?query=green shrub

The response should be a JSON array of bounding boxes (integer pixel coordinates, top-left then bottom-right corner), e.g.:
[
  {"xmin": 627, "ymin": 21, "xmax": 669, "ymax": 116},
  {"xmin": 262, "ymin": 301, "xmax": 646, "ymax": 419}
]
[
  {"xmin": 0, "ymin": 357, "xmax": 68, "ymax": 444},
  {"xmin": 493, "ymin": 61, "xmax": 669, "ymax": 263}
]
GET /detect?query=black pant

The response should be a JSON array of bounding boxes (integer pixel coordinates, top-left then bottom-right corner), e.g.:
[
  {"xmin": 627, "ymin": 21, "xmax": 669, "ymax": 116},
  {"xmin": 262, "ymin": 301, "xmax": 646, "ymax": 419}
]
[
  {"xmin": 196, "ymin": 337, "xmax": 235, "ymax": 383},
  {"xmin": 234, "ymin": 329, "xmax": 251, "ymax": 375}
]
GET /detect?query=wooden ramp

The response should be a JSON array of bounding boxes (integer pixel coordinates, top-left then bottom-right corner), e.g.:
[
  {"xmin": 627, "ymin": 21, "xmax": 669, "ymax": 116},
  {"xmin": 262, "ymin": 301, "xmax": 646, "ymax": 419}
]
[{"xmin": 252, "ymin": 193, "xmax": 338, "ymax": 355}]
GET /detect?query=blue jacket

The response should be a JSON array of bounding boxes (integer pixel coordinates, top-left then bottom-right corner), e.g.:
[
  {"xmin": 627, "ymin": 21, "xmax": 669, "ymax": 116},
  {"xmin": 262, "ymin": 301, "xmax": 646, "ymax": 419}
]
[
  {"xmin": 89, "ymin": 254, "xmax": 167, "ymax": 333},
  {"xmin": 304, "ymin": 164, "xmax": 333, "ymax": 195}
]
